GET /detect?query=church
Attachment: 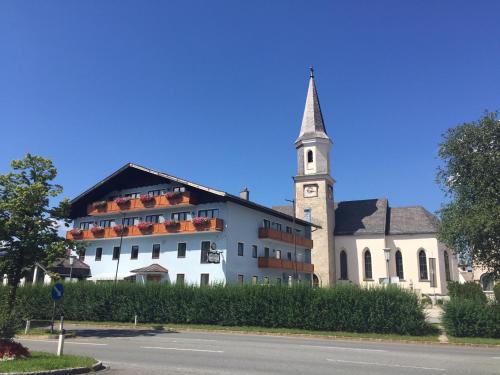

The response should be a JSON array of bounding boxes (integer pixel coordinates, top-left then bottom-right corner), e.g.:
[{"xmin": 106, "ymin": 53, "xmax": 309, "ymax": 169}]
[{"xmin": 274, "ymin": 68, "xmax": 458, "ymax": 295}]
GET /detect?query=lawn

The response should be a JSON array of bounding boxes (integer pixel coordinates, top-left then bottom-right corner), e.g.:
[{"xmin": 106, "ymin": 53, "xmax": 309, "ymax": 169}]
[
  {"xmin": 0, "ymin": 352, "xmax": 96, "ymax": 373},
  {"xmin": 447, "ymin": 336, "xmax": 500, "ymax": 346}
]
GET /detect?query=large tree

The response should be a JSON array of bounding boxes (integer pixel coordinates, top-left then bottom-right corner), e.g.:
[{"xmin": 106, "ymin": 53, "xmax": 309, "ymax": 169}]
[
  {"xmin": 0, "ymin": 154, "xmax": 71, "ymax": 331},
  {"xmin": 437, "ymin": 111, "xmax": 500, "ymax": 276}
]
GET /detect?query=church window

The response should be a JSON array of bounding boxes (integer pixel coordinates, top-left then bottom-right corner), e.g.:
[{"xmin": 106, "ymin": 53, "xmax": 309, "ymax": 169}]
[
  {"xmin": 307, "ymin": 150, "xmax": 314, "ymax": 163},
  {"xmin": 418, "ymin": 250, "xmax": 428, "ymax": 280},
  {"xmin": 364, "ymin": 250, "xmax": 372, "ymax": 280},
  {"xmin": 340, "ymin": 250, "xmax": 348, "ymax": 280},
  {"xmin": 444, "ymin": 251, "xmax": 451, "ymax": 281},
  {"xmin": 395, "ymin": 250, "xmax": 404, "ymax": 280}
]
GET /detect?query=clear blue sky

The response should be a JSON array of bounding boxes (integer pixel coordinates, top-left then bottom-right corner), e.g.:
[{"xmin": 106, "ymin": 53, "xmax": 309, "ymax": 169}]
[{"xmin": 1, "ymin": 1, "xmax": 499, "ymax": 213}]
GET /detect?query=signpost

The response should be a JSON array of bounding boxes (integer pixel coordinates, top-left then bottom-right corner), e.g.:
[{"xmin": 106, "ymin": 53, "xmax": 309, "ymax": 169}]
[{"xmin": 50, "ymin": 283, "xmax": 64, "ymax": 334}]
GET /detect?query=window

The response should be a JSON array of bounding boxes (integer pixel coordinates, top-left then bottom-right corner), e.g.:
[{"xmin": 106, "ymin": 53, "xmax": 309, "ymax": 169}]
[
  {"xmin": 200, "ymin": 241, "xmax": 211, "ymax": 263},
  {"xmin": 340, "ymin": 250, "xmax": 348, "ymax": 280},
  {"xmin": 79, "ymin": 249, "xmax": 86, "ymax": 261},
  {"xmin": 286, "ymin": 226, "xmax": 292, "ymax": 234},
  {"xmin": 275, "ymin": 250, "xmax": 281, "ymax": 259},
  {"xmin": 287, "ymin": 252, "xmax": 292, "ymax": 261},
  {"xmin": 252, "ymin": 245, "xmax": 257, "ymax": 258},
  {"xmin": 98, "ymin": 219, "xmax": 115, "ymax": 228},
  {"xmin": 304, "ymin": 249, "xmax": 311, "ymax": 263},
  {"xmin": 171, "ymin": 211, "xmax": 191, "ymax": 221},
  {"xmin": 395, "ymin": 250, "xmax": 404, "ymax": 280},
  {"xmin": 364, "ymin": 250, "xmax": 372, "ymax": 280},
  {"xmin": 95, "ymin": 248, "xmax": 102, "ymax": 261},
  {"xmin": 273, "ymin": 223, "xmax": 282, "ymax": 232},
  {"xmin": 200, "ymin": 273, "xmax": 209, "ymax": 286},
  {"xmin": 263, "ymin": 219, "xmax": 271, "ymax": 229},
  {"xmin": 238, "ymin": 242, "xmax": 244, "ymax": 256},
  {"xmin": 419, "ymin": 250, "xmax": 428, "ymax": 280},
  {"xmin": 177, "ymin": 242, "xmax": 186, "ymax": 258},
  {"xmin": 148, "ymin": 189, "xmax": 165, "ymax": 197},
  {"xmin": 307, "ymin": 150, "xmax": 313, "ymax": 163},
  {"xmin": 198, "ymin": 209, "xmax": 219, "ymax": 218},
  {"xmin": 173, "ymin": 186, "xmax": 185, "ymax": 193},
  {"xmin": 304, "ymin": 208, "xmax": 311, "ymax": 222},
  {"xmin": 264, "ymin": 247, "xmax": 270, "ymax": 257},
  {"xmin": 123, "ymin": 217, "xmax": 140, "ymax": 226},
  {"xmin": 263, "ymin": 276, "xmax": 269, "ymax": 285},
  {"xmin": 176, "ymin": 274, "xmax": 185, "ymax": 285},
  {"xmin": 145, "ymin": 215, "xmax": 162, "ymax": 223},
  {"xmin": 124, "ymin": 192, "xmax": 140, "ymax": 199},
  {"xmin": 79, "ymin": 221, "xmax": 93, "ymax": 230},
  {"xmin": 252, "ymin": 276, "xmax": 258, "ymax": 284},
  {"xmin": 112, "ymin": 246, "xmax": 120, "ymax": 260},
  {"xmin": 238, "ymin": 274, "xmax": 244, "ymax": 284},
  {"xmin": 444, "ymin": 251, "xmax": 451, "ymax": 281},
  {"xmin": 152, "ymin": 244, "xmax": 160, "ymax": 259},
  {"xmin": 131, "ymin": 246, "xmax": 139, "ymax": 260}
]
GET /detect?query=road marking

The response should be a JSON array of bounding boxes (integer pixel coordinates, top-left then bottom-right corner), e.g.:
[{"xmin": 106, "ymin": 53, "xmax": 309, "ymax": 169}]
[
  {"xmin": 493, "ymin": 357, "xmax": 500, "ymax": 359},
  {"xmin": 300, "ymin": 344, "xmax": 386, "ymax": 352},
  {"xmin": 326, "ymin": 359, "xmax": 446, "ymax": 372},
  {"xmin": 20, "ymin": 338, "xmax": 107, "ymax": 346},
  {"xmin": 141, "ymin": 346, "xmax": 224, "ymax": 353}
]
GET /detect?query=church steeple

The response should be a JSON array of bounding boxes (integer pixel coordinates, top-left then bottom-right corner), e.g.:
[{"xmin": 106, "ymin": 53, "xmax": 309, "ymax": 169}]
[{"xmin": 295, "ymin": 67, "xmax": 330, "ymax": 145}]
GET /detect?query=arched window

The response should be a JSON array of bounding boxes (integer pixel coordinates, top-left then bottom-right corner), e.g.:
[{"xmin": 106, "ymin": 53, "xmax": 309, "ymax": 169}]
[
  {"xmin": 395, "ymin": 250, "xmax": 404, "ymax": 280},
  {"xmin": 480, "ymin": 273, "xmax": 494, "ymax": 292},
  {"xmin": 364, "ymin": 249, "xmax": 372, "ymax": 280},
  {"xmin": 340, "ymin": 250, "xmax": 348, "ymax": 280},
  {"xmin": 418, "ymin": 250, "xmax": 428, "ymax": 280},
  {"xmin": 307, "ymin": 150, "xmax": 314, "ymax": 163},
  {"xmin": 444, "ymin": 251, "xmax": 451, "ymax": 281}
]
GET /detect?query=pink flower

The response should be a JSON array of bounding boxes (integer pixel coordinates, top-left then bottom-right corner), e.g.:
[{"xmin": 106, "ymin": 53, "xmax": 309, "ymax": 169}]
[
  {"xmin": 140, "ymin": 194, "xmax": 155, "ymax": 203},
  {"xmin": 90, "ymin": 226, "xmax": 104, "ymax": 234},
  {"xmin": 192, "ymin": 217, "xmax": 210, "ymax": 225},
  {"xmin": 115, "ymin": 197, "xmax": 131, "ymax": 205},
  {"xmin": 165, "ymin": 191, "xmax": 182, "ymax": 199},
  {"xmin": 70, "ymin": 228, "xmax": 83, "ymax": 236},
  {"xmin": 164, "ymin": 220, "xmax": 180, "ymax": 227},
  {"xmin": 137, "ymin": 222, "xmax": 153, "ymax": 231},
  {"xmin": 113, "ymin": 225, "xmax": 128, "ymax": 234}
]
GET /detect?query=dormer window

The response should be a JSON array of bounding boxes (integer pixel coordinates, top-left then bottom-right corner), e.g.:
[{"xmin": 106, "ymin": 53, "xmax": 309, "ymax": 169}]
[{"xmin": 307, "ymin": 150, "xmax": 314, "ymax": 163}]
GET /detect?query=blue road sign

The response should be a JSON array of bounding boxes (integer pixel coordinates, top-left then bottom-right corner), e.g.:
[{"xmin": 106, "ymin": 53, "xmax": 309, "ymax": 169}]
[{"xmin": 51, "ymin": 283, "xmax": 64, "ymax": 301}]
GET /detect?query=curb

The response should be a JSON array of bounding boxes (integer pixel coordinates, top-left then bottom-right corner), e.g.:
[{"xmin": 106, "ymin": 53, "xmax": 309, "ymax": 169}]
[{"xmin": 0, "ymin": 361, "xmax": 105, "ymax": 375}]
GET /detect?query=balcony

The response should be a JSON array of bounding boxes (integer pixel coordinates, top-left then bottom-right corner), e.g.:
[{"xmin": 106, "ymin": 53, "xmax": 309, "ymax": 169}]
[
  {"xmin": 67, "ymin": 218, "xmax": 224, "ymax": 240},
  {"xmin": 86, "ymin": 192, "xmax": 194, "ymax": 216},
  {"xmin": 258, "ymin": 227, "xmax": 313, "ymax": 248},
  {"xmin": 258, "ymin": 257, "xmax": 314, "ymax": 273}
]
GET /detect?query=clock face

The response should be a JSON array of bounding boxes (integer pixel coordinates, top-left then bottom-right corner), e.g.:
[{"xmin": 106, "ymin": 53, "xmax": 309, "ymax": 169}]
[{"xmin": 303, "ymin": 184, "xmax": 318, "ymax": 198}]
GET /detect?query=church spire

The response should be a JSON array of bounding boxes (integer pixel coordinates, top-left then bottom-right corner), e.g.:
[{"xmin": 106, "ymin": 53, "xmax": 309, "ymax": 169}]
[{"xmin": 295, "ymin": 67, "xmax": 329, "ymax": 145}]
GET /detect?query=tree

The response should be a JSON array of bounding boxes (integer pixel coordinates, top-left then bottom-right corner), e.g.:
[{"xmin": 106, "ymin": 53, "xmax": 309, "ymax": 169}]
[
  {"xmin": 437, "ymin": 111, "xmax": 500, "ymax": 277},
  {"xmin": 0, "ymin": 154, "xmax": 71, "ymax": 337}
]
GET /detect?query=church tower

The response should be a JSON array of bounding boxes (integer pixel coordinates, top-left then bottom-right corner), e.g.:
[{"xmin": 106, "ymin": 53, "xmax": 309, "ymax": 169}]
[{"xmin": 294, "ymin": 68, "xmax": 336, "ymax": 286}]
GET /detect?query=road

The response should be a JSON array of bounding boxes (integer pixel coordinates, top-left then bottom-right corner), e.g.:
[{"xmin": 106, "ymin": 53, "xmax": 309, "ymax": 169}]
[{"xmin": 19, "ymin": 328, "xmax": 499, "ymax": 374}]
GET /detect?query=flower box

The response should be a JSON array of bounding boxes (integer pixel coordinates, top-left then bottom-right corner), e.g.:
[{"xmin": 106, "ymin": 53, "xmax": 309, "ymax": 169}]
[
  {"xmin": 114, "ymin": 197, "xmax": 131, "ymax": 206},
  {"xmin": 70, "ymin": 228, "xmax": 83, "ymax": 237},
  {"xmin": 90, "ymin": 226, "xmax": 105, "ymax": 235},
  {"xmin": 164, "ymin": 220, "xmax": 180, "ymax": 228},
  {"xmin": 140, "ymin": 194, "xmax": 155, "ymax": 204},
  {"xmin": 137, "ymin": 222, "xmax": 153, "ymax": 232},
  {"xmin": 92, "ymin": 201, "xmax": 108, "ymax": 210},
  {"xmin": 165, "ymin": 191, "xmax": 182, "ymax": 200},
  {"xmin": 192, "ymin": 217, "xmax": 210, "ymax": 226},
  {"xmin": 113, "ymin": 225, "xmax": 128, "ymax": 235}
]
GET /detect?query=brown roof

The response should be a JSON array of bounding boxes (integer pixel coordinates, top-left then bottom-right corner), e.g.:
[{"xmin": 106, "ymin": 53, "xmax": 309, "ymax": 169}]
[
  {"xmin": 130, "ymin": 264, "xmax": 168, "ymax": 273},
  {"xmin": 49, "ymin": 258, "xmax": 91, "ymax": 278}
]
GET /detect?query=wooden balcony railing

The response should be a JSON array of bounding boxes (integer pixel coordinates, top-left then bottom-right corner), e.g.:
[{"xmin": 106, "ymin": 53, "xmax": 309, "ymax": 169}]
[
  {"xmin": 258, "ymin": 256, "xmax": 314, "ymax": 273},
  {"xmin": 86, "ymin": 192, "xmax": 194, "ymax": 216},
  {"xmin": 258, "ymin": 227, "xmax": 313, "ymax": 248},
  {"xmin": 67, "ymin": 218, "xmax": 224, "ymax": 240}
]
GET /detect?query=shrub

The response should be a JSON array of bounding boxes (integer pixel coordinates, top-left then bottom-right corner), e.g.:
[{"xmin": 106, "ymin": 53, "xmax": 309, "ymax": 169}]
[
  {"xmin": 494, "ymin": 283, "xmax": 500, "ymax": 302},
  {"xmin": 0, "ymin": 283, "xmax": 433, "ymax": 336},
  {"xmin": 442, "ymin": 299, "xmax": 500, "ymax": 338},
  {"xmin": 0, "ymin": 339, "xmax": 30, "ymax": 360},
  {"xmin": 447, "ymin": 281, "xmax": 487, "ymax": 304}
]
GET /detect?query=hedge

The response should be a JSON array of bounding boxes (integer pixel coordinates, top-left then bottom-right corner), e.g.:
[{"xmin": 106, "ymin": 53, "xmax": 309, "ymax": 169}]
[
  {"xmin": 1, "ymin": 283, "xmax": 433, "ymax": 336},
  {"xmin": 447, "ymin": 281, "xmax": 487, "ymax": 304},
  {"xmin": 442, "ymin": 299, "xmax": 500, "ymax": 338}
]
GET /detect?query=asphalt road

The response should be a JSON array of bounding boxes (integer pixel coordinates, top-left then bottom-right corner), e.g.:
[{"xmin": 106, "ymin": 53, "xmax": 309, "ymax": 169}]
[{"xmin": 19, "ymin": 328, "xmax": 500, "ymax": 375}]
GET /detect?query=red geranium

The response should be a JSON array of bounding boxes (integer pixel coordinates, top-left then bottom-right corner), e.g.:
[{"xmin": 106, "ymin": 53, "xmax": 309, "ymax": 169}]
[
  {"xmin": 165, "ymin": 191, "xmax": 182, "ymax": 200},
  {"xmin": 70, "ymin": 228, "xmax": 83, "ymax": 237},
  {"xmin": 115, "ymin": 197, "xmax": 131, "ymax": 205},
  {"xmin": 0, "ymin": 339, "xmax": 30, "ymax": 361},
  {"xmin": 192, "ymin": 217, "xmax": 210, "ymax": 226},
  {"xmin": 137, "ymin": 222, "xmax": 153, "ymax": 231},
  {"xmin": 90, "ymin": 226, "xmax": 105, "ymax": 235},
  {"xmin": 164, "ymin": 220, "xmax": 180, "ymax": 227},
  {"xmin": 140, "ymin": 194, "xmax": 155, "ymax": 203},
  {"xmin": 113, "ymin": 225, "xmax": 128, "ymax": 234}
]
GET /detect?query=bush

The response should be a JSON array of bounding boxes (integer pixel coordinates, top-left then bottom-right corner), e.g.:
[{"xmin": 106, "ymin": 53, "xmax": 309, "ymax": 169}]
[
  {"xmin": 442, "ymin": 299, "xmax": 500, "ymax": 338},
  {"xmin": 494, "ymin": 283, "xmax": 500, "ymax": 301},
  {"xmin": 0, "ymin": 283, "xmax": 433, "ymax": 336},
  {"xmin": 0, "ymin": 339, "xmax": 30, "ymax": 360},
  {"xmin": 447, "ymin": 281, "xmax": 487, "ymax": 304}
]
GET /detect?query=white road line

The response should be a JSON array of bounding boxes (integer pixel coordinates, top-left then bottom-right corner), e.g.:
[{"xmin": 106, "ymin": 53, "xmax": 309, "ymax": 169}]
[
  {"xmin": 141, "ymin": 346, "xmax": 224, "ymax": 353},
  {"xmin": 326, "ymin": 359, "xmax": 446, "ymax": 372},
  {"xmin": 20, "ymin": 338, "xmax": 107, "ymax": 346},
  {"xmin": 300, "ymin": 344, "xmax": 387, "ymax": 353},
  {"xmin": 493, "ymin": 357, "xmax": 500, "ymax": 359}
]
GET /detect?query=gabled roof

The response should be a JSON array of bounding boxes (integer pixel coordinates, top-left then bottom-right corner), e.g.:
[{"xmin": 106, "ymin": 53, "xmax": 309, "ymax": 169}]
[
  {"xmin": 69, "ymin": 163, "xmax": 315, "ymax": 227},
  {"xmin": 49, "ymin": 258, "xmax": 91, "ymax": 278},
  {"xmin": 131, "ymin": 264, "xmax": 168, "ymax": 273},
  {"xmin": 387, "ymin": 206, "xmax": 439, "ymax": 234}
]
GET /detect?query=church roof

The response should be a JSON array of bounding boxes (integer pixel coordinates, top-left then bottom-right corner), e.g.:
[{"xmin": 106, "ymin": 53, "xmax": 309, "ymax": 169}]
[
  {"xmin": 387, "ymin": 206, "xmax": 439, "ymax": 235},
  {"xmin": 295, "ymin": 69, "xmax": 330, "ymax": 144}
]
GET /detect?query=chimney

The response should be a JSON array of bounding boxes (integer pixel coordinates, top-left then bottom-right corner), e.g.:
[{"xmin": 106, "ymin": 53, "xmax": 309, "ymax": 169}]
[{"xmin": 240, "ymin": 187, "xmax": 249, "ymax": 201}]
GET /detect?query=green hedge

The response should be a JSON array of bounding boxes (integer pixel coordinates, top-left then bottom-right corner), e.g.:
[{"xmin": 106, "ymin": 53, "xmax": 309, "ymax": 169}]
[
  {"xmin": 494, "ymin": 283, "xmax": 500, "ymax": 301},
  {"xmin": 447, "ymin": 281, "xmax": 487, "ymax": 304},
  {"xmin": 442, "ymin": 299, "xmax": 500, "ymax": 338},
  {"xmin": 2, "ymin": 283, "xmax": 432, "ymax": 336}
]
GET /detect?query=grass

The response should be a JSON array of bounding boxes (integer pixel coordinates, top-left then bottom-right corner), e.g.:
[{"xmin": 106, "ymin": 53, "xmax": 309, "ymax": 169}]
[
  {"xmin": 64, "ymin": 320, "xmax": 440, "ymax": 342},
  {"xmin": 447, "ymin": 336, "xmax": 500, "ymax": 346},
  {"xmin": 0, "ymin": 351, "xmax": 96, "ymax": 373}
]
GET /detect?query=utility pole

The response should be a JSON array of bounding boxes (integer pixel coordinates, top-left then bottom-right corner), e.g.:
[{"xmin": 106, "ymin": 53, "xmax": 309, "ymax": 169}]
[
  {"xmin": 285, "ymin": 198, "xmax": 298, "ymax": 283},
  {"xmin": 114, "ymin": 213, "xmax": 126, "ymax": 285}
]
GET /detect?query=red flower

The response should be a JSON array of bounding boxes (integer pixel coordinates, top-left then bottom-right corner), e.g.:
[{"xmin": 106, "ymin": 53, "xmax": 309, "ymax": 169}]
[
  {"xmin": 192, "ymin": 217, "xmax": 210, "ymax": 225},
  {"xmin": 113, "ymin": 225, "xmax": 128, "ymax": 234},
  {"xmin": 90, "ymin": 226, "xmax": 104, "ymax": 234},
  {"xmin": 164, "ymin": 220, "xmax": 180, "ymax": 227},
  {"xmin": 70, "ymin": 228, "xmax": 83, "ymax": 237},
  {"xmin": 137, "ymin": 222, "xmax": 153, "ymax": 231},
  {"xmin": 165, "ymin": 191, "xmax": 182, "ymax": 199},
  {"xmin": 140, "ymin": 194, "xmax": 155, "ymax": 203},
  {"xmin": 115, "ymin": 197, "xmax": 131, "ymax": 205},
  {"xmin": 0, "ymin": 339, "xmax": 30, "ymax": 360}
]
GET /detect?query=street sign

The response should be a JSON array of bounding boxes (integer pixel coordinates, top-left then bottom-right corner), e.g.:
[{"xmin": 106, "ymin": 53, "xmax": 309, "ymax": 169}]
[
  {"xmin": 51, "ymin": 283, "xmax": 64, "ymax": 301},
  {"xmin": 207, "ymin": 251, "xmax": 221, "ymax": 264}
]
